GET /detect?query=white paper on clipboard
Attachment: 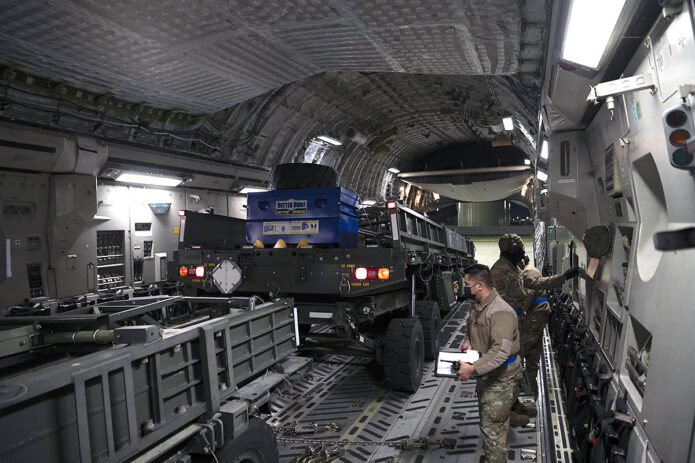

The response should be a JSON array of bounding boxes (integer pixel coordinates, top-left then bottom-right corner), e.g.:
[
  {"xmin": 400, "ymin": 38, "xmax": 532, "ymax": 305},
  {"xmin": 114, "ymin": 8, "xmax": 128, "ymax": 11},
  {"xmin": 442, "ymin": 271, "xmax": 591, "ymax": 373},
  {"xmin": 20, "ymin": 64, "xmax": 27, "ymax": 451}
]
[{"xmin": 436, "ymin": 350, "xmax": 480, "ymax": 377}]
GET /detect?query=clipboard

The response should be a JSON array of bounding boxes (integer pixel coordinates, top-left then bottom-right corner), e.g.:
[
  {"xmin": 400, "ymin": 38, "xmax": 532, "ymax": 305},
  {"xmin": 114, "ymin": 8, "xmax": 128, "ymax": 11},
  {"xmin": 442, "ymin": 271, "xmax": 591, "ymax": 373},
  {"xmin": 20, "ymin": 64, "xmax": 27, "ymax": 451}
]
[{"xmin": 435, "ymin": 350, "xmax": 481, "ymax": 378}]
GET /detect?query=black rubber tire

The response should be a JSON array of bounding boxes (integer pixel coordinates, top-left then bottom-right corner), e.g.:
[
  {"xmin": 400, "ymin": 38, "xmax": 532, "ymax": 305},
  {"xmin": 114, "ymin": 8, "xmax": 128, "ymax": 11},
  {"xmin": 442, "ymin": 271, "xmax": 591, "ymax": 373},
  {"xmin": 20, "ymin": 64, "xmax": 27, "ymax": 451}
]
[
  {"xmin": 383, "ymin": 318, "xmax": 425, "ymax": 393},
  {"xmin": 415, "ymin": 300, "xmax": 441, "ymax": 360},
  {"xmin": 216, "ymin": 417, "xmax": 279, "ymax": 463},
  {"xmin": 271, "ymin": 163, "xmax": 339, "ymax": 190}
]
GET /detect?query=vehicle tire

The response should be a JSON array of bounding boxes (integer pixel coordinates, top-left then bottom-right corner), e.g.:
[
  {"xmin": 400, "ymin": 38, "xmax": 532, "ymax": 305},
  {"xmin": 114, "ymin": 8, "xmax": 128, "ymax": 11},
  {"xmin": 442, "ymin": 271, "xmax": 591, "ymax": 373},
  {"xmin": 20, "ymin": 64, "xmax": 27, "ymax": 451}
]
[
  {"xmin": 216, "ymin": 417, "xmax": 278, "ymax": 463},
  {"xmin": 415, "ymin": 300, "xmax": 441, "ymax": 360},
  {"xmin": 383, "ymin": 318, "xmax": 425, "ymax": 393},
  {"xmin": 271, "ymin": 163, "xmax": 339, "ymax": 190}
]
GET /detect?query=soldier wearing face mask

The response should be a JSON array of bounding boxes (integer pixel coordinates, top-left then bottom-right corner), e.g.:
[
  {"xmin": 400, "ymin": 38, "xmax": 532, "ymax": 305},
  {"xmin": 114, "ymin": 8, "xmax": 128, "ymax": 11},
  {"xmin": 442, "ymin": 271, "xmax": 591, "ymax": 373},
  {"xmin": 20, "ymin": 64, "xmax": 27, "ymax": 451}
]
[
  {"xmin": 490, "ymin": 233, "xmax": 581, "ymax": 418},
  {"xmin": 456, "ymin": 264, "xmax": 520, "ymax": 463}
]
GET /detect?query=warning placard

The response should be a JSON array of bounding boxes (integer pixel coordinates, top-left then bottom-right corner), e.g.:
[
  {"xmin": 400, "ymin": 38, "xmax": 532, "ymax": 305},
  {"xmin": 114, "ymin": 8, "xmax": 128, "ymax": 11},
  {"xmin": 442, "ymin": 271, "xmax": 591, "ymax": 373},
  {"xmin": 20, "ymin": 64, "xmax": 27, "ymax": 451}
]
[{"xmin": 263, "ymin": 220, "xmax": 319, "ymax": 235}]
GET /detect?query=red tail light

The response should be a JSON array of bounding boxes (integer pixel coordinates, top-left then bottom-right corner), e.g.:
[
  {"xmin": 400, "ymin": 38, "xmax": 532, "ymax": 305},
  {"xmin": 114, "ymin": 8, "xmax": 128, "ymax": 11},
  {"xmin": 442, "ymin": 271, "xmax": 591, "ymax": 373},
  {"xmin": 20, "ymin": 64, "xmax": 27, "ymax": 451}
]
[
  {"xmin": 354, "ymin": 267, "xmax": 368, "ymax": 280},
  {"xmin": 195, "ymin": 265, "xmax": 205, "ymax": 277},
  {"xmin": 386, "ymin": 201, "xmax": 397, "ymax": 210},
  {"xmin": 178, "ymin": 210, "xmax": 186, "ymax": 216}
]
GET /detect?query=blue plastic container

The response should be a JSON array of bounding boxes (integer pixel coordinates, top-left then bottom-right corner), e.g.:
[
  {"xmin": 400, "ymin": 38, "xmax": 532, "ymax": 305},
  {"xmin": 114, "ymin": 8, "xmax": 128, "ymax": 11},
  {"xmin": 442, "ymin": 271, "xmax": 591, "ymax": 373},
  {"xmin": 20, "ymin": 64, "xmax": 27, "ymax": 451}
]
[{"xmin": 246, "ymin": 187, "xmax": 360, "ymax": 247}]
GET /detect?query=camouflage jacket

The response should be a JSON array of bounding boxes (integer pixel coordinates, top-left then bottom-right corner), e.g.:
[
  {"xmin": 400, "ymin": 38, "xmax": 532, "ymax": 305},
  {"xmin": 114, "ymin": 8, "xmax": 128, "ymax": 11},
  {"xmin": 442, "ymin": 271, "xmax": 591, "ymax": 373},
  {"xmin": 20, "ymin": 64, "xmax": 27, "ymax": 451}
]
[
  {"xmin": 466, "ymin": 289, "xmax": 521, "ymax": 378},
  {"xmin": 491, "ymin": 256, "xmax": 566, "ymax": 312},
  {"xmin": 522, "ymin": 264, "xmax": 556, "ymax": 315}
]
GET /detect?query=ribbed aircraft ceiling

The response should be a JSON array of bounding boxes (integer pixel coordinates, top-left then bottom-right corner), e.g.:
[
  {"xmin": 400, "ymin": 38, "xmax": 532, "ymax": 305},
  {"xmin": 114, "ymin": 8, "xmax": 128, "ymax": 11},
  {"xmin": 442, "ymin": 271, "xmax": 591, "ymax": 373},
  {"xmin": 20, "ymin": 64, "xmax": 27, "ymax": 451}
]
[{"xmin": 0, "ymin": 0, "xmax": 550, "ymax": 199}]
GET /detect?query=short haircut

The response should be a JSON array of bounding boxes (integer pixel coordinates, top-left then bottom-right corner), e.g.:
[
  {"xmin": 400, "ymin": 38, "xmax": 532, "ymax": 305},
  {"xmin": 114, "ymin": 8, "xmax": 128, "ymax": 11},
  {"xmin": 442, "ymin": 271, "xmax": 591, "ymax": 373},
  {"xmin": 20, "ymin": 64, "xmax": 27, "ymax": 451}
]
[{"xmin": 464, "ymin": 263, "xmax": 493, "ymax": 288}]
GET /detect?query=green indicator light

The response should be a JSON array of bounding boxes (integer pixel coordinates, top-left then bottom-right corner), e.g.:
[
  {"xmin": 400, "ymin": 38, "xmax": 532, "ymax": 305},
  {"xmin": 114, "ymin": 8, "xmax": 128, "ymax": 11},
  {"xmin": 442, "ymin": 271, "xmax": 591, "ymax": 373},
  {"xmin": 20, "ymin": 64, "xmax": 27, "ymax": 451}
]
[{"xmin": 672, "ymin": 148, "xmax": 693, "ymax": 166}]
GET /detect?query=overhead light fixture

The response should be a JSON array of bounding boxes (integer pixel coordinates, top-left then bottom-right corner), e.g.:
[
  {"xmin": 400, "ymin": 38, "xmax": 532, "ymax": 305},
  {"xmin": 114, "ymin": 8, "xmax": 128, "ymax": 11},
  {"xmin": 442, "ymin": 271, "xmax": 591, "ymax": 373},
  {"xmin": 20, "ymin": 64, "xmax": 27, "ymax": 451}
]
[
  {"xmin": 240, "ymin": 187, "xmax": 268, "ymax": 194},
  {"xmin": 537, "ymin": 170, "xmax": 548, "ymax": 182},
  {"xmin": 317, "ymin": 135, "xmax": 342, "ymax": 146},
  {"xmin": 540, "ymin": 140, "xmax": 549, "ymax": 159},
  {"xmin": 388, "ymin": 167, "xmax": 400, "ymax": 174},
  {"xmin": 503, "ymin": 117, "xmax": 514, "ymax": 131},
  {"xmin": 116, "ymin": 173, "xmax": 183, "ymax": 187},
  {"xmin": 561, "ymin": 0, "xmax": 626, "ymax": 69},
  {"xmin": 524, "ymin": 159, "xmax": 531, "ymax": 165},
  {"xmin": 362, "ymin": 200, "xmax": 376, "ymax": 206}
]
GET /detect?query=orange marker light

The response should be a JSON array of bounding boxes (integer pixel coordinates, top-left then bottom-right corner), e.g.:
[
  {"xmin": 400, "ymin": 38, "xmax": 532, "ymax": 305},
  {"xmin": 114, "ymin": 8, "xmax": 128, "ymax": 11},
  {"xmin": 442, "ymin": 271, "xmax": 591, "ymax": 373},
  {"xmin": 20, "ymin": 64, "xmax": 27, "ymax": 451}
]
[
  {"xmin": 669, "ymin": 129, "xmax": 690, "ymax": 146},
  {"xmin": 179, "ymin": 266, "xmax": 188, "ymax": 277},
  {"xmin": 378, "ymin": 268, "xmax": 390, "ymax": 280}
]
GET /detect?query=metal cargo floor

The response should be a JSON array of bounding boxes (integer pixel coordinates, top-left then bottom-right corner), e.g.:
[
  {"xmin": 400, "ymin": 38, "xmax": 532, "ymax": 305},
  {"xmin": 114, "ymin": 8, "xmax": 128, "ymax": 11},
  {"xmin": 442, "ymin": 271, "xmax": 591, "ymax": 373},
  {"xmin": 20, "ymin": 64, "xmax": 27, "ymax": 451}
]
[{"xmin": 268, "ymin": 302, "xmax": 541, "ymax": 462}]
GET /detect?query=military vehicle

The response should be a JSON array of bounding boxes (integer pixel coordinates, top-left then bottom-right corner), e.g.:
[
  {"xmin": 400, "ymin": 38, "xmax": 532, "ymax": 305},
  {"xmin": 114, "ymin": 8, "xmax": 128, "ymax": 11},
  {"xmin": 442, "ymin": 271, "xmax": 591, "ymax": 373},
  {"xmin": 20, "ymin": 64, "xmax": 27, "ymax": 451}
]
[{"xmin": 172, "ymin": 164, "xmax": 475, "ymax": 392}]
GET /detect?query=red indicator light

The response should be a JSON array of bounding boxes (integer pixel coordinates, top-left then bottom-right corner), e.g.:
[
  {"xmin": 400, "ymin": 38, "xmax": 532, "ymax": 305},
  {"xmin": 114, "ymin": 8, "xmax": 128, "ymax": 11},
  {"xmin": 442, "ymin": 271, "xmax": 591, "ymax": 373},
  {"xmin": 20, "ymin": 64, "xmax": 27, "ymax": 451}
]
[
  {"xmin": 386, "ymin": 201, "xmax": 397, "ymax": 209},
  {"xmin": 367, "ymin": 268, "xmax": 378, "ymax": 279},
  {"xmin": 179, "ymin": 266, "xmax": 188, "ymax": 277},
  {"xmin": 354, "ymin": 267, "xmax": 368, "ymax": 280},
  {"xmin": 178, "ymin": 210, "xmax": 186, "ymax": 216},
  {"xmin": 195, "ymin": 265, "xmax": 205, "ymax": 278}
]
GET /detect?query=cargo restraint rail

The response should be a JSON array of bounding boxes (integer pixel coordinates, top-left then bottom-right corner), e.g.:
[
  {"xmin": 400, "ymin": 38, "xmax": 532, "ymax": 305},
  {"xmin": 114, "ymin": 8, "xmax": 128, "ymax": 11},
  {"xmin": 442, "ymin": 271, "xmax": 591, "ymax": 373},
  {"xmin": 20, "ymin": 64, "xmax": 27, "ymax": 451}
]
[{"xmin": 0, "ymin": 296, "xmax": 307, "ymax": 463}]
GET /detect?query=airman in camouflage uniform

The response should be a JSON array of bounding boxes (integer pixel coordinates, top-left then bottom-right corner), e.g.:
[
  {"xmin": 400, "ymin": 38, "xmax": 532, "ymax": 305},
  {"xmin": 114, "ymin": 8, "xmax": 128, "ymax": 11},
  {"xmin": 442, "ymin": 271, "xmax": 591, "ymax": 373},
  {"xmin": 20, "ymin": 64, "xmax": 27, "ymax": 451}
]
[
  {"xmin": 490, "ymin": 234, "xmax": 580, "ymax": 414},
  {"xmin": 456, "ymin": 264, "xmax": 521, "ymax": 463},
  {"xmin": 521, "ymin": 256, "xmax": 582, "ymax": 393}
]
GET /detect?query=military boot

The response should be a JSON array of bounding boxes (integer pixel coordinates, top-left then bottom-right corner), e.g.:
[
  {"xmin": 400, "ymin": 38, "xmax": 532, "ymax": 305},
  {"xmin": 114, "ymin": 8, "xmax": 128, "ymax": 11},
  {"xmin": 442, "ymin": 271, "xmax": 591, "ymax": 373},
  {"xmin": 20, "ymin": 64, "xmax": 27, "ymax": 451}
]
[
  {"xmin": 510, "ymin": 412, "xmax": 530, "ymax": 427},
  {"xmin": 512, "ymin": 399, "xmax": 537, "ymax": 417}
]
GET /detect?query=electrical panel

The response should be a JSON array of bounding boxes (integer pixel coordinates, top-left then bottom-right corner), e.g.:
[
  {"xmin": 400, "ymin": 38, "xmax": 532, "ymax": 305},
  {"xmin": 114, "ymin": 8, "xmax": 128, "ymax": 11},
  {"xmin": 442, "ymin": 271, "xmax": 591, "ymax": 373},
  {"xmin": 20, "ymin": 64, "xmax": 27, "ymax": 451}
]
[{"xmin": 97, "ymin": 230, "xmax": 125, "ymax": 291}]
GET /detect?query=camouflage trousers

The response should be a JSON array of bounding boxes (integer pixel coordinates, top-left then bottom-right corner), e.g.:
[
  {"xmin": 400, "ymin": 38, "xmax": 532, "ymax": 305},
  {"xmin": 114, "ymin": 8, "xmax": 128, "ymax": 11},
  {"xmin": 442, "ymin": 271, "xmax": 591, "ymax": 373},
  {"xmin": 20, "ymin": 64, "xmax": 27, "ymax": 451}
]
[
  {"xmin": 476, "ymin": 368, "xmax": 522, "ymax": 463},
  {"xmin": 520, "ymin": 308, "xmax": 551, "ymax": 393}
]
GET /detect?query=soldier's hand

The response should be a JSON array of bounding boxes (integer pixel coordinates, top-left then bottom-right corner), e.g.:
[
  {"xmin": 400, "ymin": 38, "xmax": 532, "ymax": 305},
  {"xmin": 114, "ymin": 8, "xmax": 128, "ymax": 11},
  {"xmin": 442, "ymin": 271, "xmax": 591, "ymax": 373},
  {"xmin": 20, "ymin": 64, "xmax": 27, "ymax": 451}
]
[
  {"xmin": 563, "ymin": 266, "xmax": 583, "ymax": 279},
  {"xmin": 457, "ymin": 362, "xmax": 476, "ymax": 381},
  {"xmin": 458, "ymin": 341, "xmax": 471, "ymax": 352}
]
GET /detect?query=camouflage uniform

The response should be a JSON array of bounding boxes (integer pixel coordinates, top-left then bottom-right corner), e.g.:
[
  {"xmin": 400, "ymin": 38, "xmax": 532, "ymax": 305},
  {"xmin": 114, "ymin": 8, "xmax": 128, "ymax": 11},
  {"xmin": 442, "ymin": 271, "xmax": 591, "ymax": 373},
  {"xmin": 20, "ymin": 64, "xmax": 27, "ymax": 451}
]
[
  {"xmin": 490, "ymin": 255, "xmax": 566, "ymax": 314},
  {"xmin": 490, "ymin": 234, "xmax": 566, "ymax": 403},
  {"xmin": 467, "ymin": 289, "xmax": 521, "ymax": 463},
  {"xmin": 521, "ymin": 263, "xmax": 565, "ymax": 392}
]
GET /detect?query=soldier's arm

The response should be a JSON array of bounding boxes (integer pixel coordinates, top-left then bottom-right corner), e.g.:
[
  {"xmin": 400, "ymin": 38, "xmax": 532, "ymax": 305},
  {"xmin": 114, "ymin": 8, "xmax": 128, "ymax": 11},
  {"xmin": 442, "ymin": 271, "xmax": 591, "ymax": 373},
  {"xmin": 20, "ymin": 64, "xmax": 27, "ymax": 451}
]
[
  {"xmin": 523, "ymin": 269, "xmax": 566, "ymax": 291},
  {"xmin": 472, "ymin": 311, "xmax": 517, "ymax": 376}
]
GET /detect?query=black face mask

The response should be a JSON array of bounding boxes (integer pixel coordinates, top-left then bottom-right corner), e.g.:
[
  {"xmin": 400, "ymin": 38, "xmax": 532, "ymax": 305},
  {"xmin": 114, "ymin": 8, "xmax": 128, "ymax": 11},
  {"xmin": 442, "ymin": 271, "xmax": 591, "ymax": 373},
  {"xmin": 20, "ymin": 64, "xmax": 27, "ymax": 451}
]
[{"xmin": 463, "ymin": 284, "xmax": 479, "ymax": 300}]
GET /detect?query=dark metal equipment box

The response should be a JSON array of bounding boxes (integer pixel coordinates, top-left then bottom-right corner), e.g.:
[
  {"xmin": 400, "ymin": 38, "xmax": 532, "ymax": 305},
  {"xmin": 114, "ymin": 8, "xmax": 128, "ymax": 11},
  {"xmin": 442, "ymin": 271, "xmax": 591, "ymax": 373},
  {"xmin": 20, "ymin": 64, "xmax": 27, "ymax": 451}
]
[{"xmin": 246, "ymin": 187, "xmax": 360, "ymax": 247}]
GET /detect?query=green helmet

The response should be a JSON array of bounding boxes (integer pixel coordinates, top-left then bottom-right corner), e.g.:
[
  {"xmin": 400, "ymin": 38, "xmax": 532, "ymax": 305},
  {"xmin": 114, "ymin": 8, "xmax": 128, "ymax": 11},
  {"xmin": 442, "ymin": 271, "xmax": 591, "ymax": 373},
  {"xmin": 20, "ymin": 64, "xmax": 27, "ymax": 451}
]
[{"xmin": 498, "ymin": 233, "xmax": 525, "ymax": 254}]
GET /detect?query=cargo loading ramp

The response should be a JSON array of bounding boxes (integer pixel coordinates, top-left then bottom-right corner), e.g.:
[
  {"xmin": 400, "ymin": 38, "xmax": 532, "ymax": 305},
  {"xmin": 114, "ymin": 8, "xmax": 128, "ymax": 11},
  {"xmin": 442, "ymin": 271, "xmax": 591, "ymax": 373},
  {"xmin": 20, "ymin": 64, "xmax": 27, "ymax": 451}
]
[{"xmin": 268, "ymin": 301, "xmax": 543, "ymax": 462}]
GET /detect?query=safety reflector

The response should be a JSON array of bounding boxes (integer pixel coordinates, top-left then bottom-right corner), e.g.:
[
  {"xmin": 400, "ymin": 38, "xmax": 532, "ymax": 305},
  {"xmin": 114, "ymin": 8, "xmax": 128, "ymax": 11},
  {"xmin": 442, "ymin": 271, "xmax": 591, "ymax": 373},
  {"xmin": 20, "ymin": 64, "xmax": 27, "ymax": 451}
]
[
  {"xmin": 354, "ymin": 267, "xmax": 368, "ymax": 280},
  {"xmin": 195, "ymin": 266, "xmax": 205, "ymax": 278},
  {"xmin": 179, "ymin": 266, "xmax": 188, "ymax": 277},
  {"xmin": 378, "ymin": 268, "xmax": 390, "ymax": 280}
]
